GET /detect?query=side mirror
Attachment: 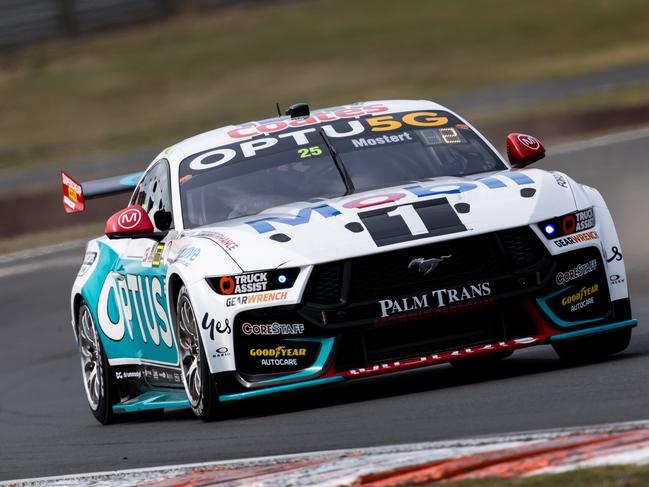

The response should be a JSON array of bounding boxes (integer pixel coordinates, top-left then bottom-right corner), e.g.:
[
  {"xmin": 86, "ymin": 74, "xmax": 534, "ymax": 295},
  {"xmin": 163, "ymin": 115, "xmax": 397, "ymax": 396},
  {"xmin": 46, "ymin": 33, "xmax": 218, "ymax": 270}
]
[
  {"xmin": 506, "ymin": 133, "xmax": 545, "ymax": 167},
  {"xmin": 105, "ymin": 205, "xmax": 154, "ymax": 239}
]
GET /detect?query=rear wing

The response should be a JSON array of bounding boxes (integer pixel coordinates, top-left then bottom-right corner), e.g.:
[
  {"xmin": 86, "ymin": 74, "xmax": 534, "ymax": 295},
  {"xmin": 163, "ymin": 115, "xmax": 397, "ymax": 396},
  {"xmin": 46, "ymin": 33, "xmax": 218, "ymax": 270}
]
[{"xmin": 61, "ymin": 171, "xmax": 143, "ymax": 213}]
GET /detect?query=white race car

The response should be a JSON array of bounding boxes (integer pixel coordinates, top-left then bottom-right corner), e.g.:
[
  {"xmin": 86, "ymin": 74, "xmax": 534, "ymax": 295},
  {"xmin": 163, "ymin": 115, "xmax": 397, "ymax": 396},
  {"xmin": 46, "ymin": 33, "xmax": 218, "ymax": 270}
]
[{"xmin": 62, "ymin": 100, "xmax": 635, "ymax": 424}]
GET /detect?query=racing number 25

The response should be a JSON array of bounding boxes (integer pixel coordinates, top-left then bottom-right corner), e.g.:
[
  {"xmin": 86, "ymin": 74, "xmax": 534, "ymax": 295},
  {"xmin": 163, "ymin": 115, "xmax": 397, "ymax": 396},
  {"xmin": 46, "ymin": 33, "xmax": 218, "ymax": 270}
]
[
  {"xmin": 297, "ymin": 146, "xmax": 323, "ymax": 158},
  {"xmin": 365, "ymin": 112, "xmax": 449, "ymax": 132}
]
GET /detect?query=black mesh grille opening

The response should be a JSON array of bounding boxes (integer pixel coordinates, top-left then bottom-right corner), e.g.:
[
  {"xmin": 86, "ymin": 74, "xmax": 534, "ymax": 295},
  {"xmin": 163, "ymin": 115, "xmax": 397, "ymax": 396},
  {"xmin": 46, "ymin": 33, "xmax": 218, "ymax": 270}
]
[
  {"xmin": 333, "ymin": 301, "xmax": 537, "ymax": 370},
  {"xmin": 348, "ymin": 233, "xmax": 504, "ymax": 302},
  {"xmin": 498, "ymin": 227, "xmax": 546, "ymax": 268},
  {"xmin": 303, "ymin": 262, "xmax": 344, "ymax": 304},
  {"xmin": 365, "ymin": 308, "xmax": 503, "ymax": 364},
  {"xmin": 303, "ymin": 226, "xmax": 549, "ymax": 308}
]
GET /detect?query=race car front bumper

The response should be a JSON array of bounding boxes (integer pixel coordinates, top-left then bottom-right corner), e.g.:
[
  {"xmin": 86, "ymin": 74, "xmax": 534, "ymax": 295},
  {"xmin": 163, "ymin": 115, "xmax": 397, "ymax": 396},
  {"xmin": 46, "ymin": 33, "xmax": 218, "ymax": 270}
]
[{"xmin": 215, "ymin": 225, "xmax": 634, "ymax": 399}]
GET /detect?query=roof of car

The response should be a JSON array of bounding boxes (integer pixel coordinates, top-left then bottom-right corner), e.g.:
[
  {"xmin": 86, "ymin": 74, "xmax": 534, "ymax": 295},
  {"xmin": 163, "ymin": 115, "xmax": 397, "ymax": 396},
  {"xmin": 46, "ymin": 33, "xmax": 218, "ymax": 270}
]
[{"xmin": 167, "ymin": 99, "xmax": 451, "ymax": 164}]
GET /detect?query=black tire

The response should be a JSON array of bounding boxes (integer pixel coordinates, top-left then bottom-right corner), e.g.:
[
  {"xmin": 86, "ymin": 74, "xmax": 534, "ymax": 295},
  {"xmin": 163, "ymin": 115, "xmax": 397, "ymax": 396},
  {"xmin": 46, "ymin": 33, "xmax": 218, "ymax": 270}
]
[
  {"xmin": 552, "ymin": 327, "xmax": 632, "ymax": 364},
  {"xmin": 77, "ymin": 301, "xmax": 119, "ymax": 425},
  {"xmin": 450, "ymin": 350, "xmax": 513, "ymax": 369},
  {"xmin": 175, "ymin": 286, "xmax": 220, "ymax": 422}
]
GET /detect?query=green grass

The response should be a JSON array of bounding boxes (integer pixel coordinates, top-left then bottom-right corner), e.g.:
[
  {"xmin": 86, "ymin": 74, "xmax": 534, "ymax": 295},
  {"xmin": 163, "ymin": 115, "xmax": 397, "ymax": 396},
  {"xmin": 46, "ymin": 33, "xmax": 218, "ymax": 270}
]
[
  {"xmin": 1, "ymin": 0, "xmax": 649, "ymax": 170},
  {"xmin": 419, "ymin": 464, "xmax": 649, "ymax": 487}
]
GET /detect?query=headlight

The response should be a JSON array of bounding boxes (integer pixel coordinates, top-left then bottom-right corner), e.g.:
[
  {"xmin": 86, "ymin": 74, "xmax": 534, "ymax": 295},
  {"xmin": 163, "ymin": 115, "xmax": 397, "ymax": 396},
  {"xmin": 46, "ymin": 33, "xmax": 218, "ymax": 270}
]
[
  {"xmin": 538, "ymin": 208, "xmax": 595, "ymax": 239},
  {"xmin": 206, "ymin": 268, "xmax": 300, "ymax": 295}
]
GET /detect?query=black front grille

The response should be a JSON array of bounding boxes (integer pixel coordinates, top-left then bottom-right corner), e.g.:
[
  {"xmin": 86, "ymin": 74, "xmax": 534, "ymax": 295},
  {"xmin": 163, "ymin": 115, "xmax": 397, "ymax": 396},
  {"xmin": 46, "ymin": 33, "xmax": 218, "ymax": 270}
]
[
  {"xmin": 333, "ymin": 300, "xmax": 538, "ymax": 370},
  {"xmin": 304, "ymin": 226, "xmax": 547, "ymax": 306},
  {"xmin": 348, "ymin": 233, "xmax": 503, "ymax": 302}
]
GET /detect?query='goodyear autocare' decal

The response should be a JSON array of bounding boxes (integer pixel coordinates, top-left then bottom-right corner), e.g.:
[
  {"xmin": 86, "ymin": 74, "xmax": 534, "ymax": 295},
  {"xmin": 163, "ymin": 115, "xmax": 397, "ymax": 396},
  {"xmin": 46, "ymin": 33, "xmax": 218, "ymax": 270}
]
[{"xmin": 82, "ymin": 242, "xmax": 178, "ymax": 364}]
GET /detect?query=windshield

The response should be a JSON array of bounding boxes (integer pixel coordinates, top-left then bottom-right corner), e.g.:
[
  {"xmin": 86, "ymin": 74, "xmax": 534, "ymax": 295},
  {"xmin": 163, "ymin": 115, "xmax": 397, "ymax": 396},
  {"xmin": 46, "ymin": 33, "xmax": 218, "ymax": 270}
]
[{"xmin": 179, "ymin": 109, "xmax": 506, "ymax": 228}]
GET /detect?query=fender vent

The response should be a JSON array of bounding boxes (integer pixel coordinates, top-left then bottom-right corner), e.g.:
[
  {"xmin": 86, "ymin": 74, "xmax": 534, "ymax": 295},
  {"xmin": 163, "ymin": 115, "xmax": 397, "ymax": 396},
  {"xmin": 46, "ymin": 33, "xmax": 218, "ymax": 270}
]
[
  {"xmin": 498, "ymin": 227, "xmax": 546, "ymax": 268},
  {"xmin": 304, "ymin": 262, "xmax": 343, "ymax": 305}
]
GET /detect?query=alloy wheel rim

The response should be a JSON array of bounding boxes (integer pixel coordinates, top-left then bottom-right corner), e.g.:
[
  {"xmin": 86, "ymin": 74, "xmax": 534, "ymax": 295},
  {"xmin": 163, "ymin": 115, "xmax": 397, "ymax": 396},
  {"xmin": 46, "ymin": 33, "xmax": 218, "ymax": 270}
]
[
  {"xmin": 78, "ymin": 306, "xmax": 103, "ymax": 411},
  {"xmin": 177, "ymin": 296, "xmax": 202, "ymax": 407}
]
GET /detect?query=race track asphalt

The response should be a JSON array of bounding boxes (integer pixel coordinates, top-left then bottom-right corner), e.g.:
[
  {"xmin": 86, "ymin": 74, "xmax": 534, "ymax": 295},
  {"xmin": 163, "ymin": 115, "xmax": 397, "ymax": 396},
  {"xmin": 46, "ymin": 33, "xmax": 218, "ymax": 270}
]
[{"xmin": 1, "ymin": 129, "xmax": 648, "ymax": 481}]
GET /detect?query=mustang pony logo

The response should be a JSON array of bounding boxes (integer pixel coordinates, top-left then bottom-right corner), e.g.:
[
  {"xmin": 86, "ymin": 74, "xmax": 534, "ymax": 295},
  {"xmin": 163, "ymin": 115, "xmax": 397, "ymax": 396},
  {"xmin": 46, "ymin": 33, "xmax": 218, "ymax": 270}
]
[{"xmin": 408, "ymin": 255, "xmax": 451, "ymax": 275}]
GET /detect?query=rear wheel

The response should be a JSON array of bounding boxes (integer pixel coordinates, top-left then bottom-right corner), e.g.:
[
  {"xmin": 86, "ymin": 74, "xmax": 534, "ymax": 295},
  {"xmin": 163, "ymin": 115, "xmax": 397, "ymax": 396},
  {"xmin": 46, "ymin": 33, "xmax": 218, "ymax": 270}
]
[
  {"xmin": 176, "ymin": 286, "xmax": 220, "ymax": 421},
  {"xmin": 552, "ymin": 327, "xmax": 631, "ymax": 364},
  {"xmin": 78, "ymin": 301, "xmax": 118, "ymax": 424}
]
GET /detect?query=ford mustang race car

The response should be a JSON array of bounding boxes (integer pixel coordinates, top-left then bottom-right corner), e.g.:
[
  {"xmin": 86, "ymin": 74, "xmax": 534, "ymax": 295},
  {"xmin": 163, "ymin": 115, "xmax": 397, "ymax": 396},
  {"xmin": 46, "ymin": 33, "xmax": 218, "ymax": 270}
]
[{"xmin": 62, "ymin": 100, "xmax": 636, "ymax": 424}]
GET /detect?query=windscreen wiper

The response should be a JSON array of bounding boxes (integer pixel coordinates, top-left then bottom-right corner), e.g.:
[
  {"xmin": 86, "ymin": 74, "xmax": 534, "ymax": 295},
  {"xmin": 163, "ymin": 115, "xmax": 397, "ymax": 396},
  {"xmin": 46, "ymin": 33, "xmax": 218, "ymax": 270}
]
[{"xmin": 319, "ymin": 128, "xmax": 355, "ymax": 195}]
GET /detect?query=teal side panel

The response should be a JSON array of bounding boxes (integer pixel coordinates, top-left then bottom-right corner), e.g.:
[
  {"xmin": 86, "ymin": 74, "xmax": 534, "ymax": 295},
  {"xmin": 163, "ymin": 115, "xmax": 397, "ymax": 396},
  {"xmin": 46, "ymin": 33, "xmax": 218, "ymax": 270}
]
[{"xmin": 81, "ymin": 241, "xmax": 178, "ymax": 365}]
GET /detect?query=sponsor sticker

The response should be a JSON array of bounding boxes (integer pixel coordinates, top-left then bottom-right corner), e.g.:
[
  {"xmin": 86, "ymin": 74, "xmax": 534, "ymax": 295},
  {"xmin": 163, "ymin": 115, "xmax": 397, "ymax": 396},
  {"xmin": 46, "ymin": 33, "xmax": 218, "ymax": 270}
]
[
  {"xmin": 261, "ymin": 358, "xmax": 298, "ymax": 366},
  {"xmin": 225, "ymin": 291, "xmax": 290, "ymax": 306},
  {"xmin": 175, "ymin": 246, "xmax": 200, "ymax": 265},
  {"xmin": 610, "ymin": 274, "xmax": 625, "ymax": 285},
  {"xmin": 553, "ymin": 231, "xmax": 599, "ymax": 248},
  {"xmin": 351, "ymin": 131, "xmax": 413, "ymax": 148},
  {"xmin": 374, "ymin": 298, "xmax": 494, "ymax": 327},
  {"xmin": 190, "ymin": 230, "xmax": 238, "ymax": 251},
  {"xmin": 97, "ymin": 273, "xmax": 174, "ymax": 349},
  {"xmin": 517, "ymin": 134, "xmax": 540, "ymax": 150},
  {"xmin": 115, "ymin": 370, "xmax": 142, "ymax": 380},
  {"xmin": 141, "ymin": 244, "xmax": 155, "ymax": 264},
  {"xmin": 606, "ymin": 246, "xmax": 623, "ymax": 263},
  {"xmin": 249, "ymin": 346, "xmax": 307, "ymax": 358},
  {"xmin": 117, "ymin": 208, "xmax": 142, "ymax": 230},
  {"xmin": 555, "ymin": 259, "xmax": 597, "ymax": 285},
  {"xmin": 242, "ymin": 322, "xmax": 305, "ymax": 336},
  {"xmin": 213, "ymin": 346, "xmax": 231, "ymax": 358},
  {"xmin": 569, "ymin": 208, "xmax": 595, "ymax": 233},
  {"xmin": 220, "ymin": 272, "xmax": 268, "ymax": 294},
  {"xmin": 245, "ymin": 174, "xmax": 535, "ymax": 235},
  {"xmin": 78, "ymin": 251, "xmax": 97, "ymax": 276},
  {"xmin": 201, "ymin": 313, "xmax": 231, "ymax": 339},
  {"xmin": 377, "ymin": 282, "xmax": 491, "ymax": 318},
  {"xmin": 345, "ymin": 337, "xmax": 539, "ymax": 377},
  {"xmin": 142, "ymin": 366, "xmax": 182, "ymax": 385},
  {"xmin": 553, "ymin": 173, "xmax": 568, "ymax": 188},
  {"xmin": 151, "ymin": 244, "xmax": 165, "ymax": 267},
  {"xmin": 225, "ymin": 103, "xmax": 389, "ymax": 140},
  {"xmin": 561, "ymin": 284, "xmax": 599, "ymax": 312},
  {"xmin": 211, "ymin": 269, "xmax": 299, "ymax": 296}
]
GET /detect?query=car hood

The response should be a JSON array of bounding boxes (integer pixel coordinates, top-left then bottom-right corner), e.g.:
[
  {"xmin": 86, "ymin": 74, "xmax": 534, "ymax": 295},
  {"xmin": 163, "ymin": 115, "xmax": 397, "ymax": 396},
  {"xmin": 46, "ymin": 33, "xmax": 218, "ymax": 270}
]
[{"xmin": 185, "ymin": 168, "xmax": 577, "ymax": 272}]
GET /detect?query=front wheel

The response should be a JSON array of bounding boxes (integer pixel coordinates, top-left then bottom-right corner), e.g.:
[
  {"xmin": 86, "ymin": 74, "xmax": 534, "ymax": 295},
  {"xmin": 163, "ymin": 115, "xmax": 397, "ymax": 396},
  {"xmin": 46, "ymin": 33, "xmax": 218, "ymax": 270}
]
[
  {"xmin": 176, "ymin": 286, "xmax": 220, "ymax": 421},
  {"xmin": 552, "ymin": 327, "xmax": 632, "ymax": 364}
]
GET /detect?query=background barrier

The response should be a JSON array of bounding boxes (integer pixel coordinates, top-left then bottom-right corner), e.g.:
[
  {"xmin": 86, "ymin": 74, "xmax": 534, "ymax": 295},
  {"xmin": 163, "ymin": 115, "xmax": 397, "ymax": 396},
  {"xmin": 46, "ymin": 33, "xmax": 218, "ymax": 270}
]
[{"xmin": 0, "ymin": 0, "xmax": 261, "ymax": 47}]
